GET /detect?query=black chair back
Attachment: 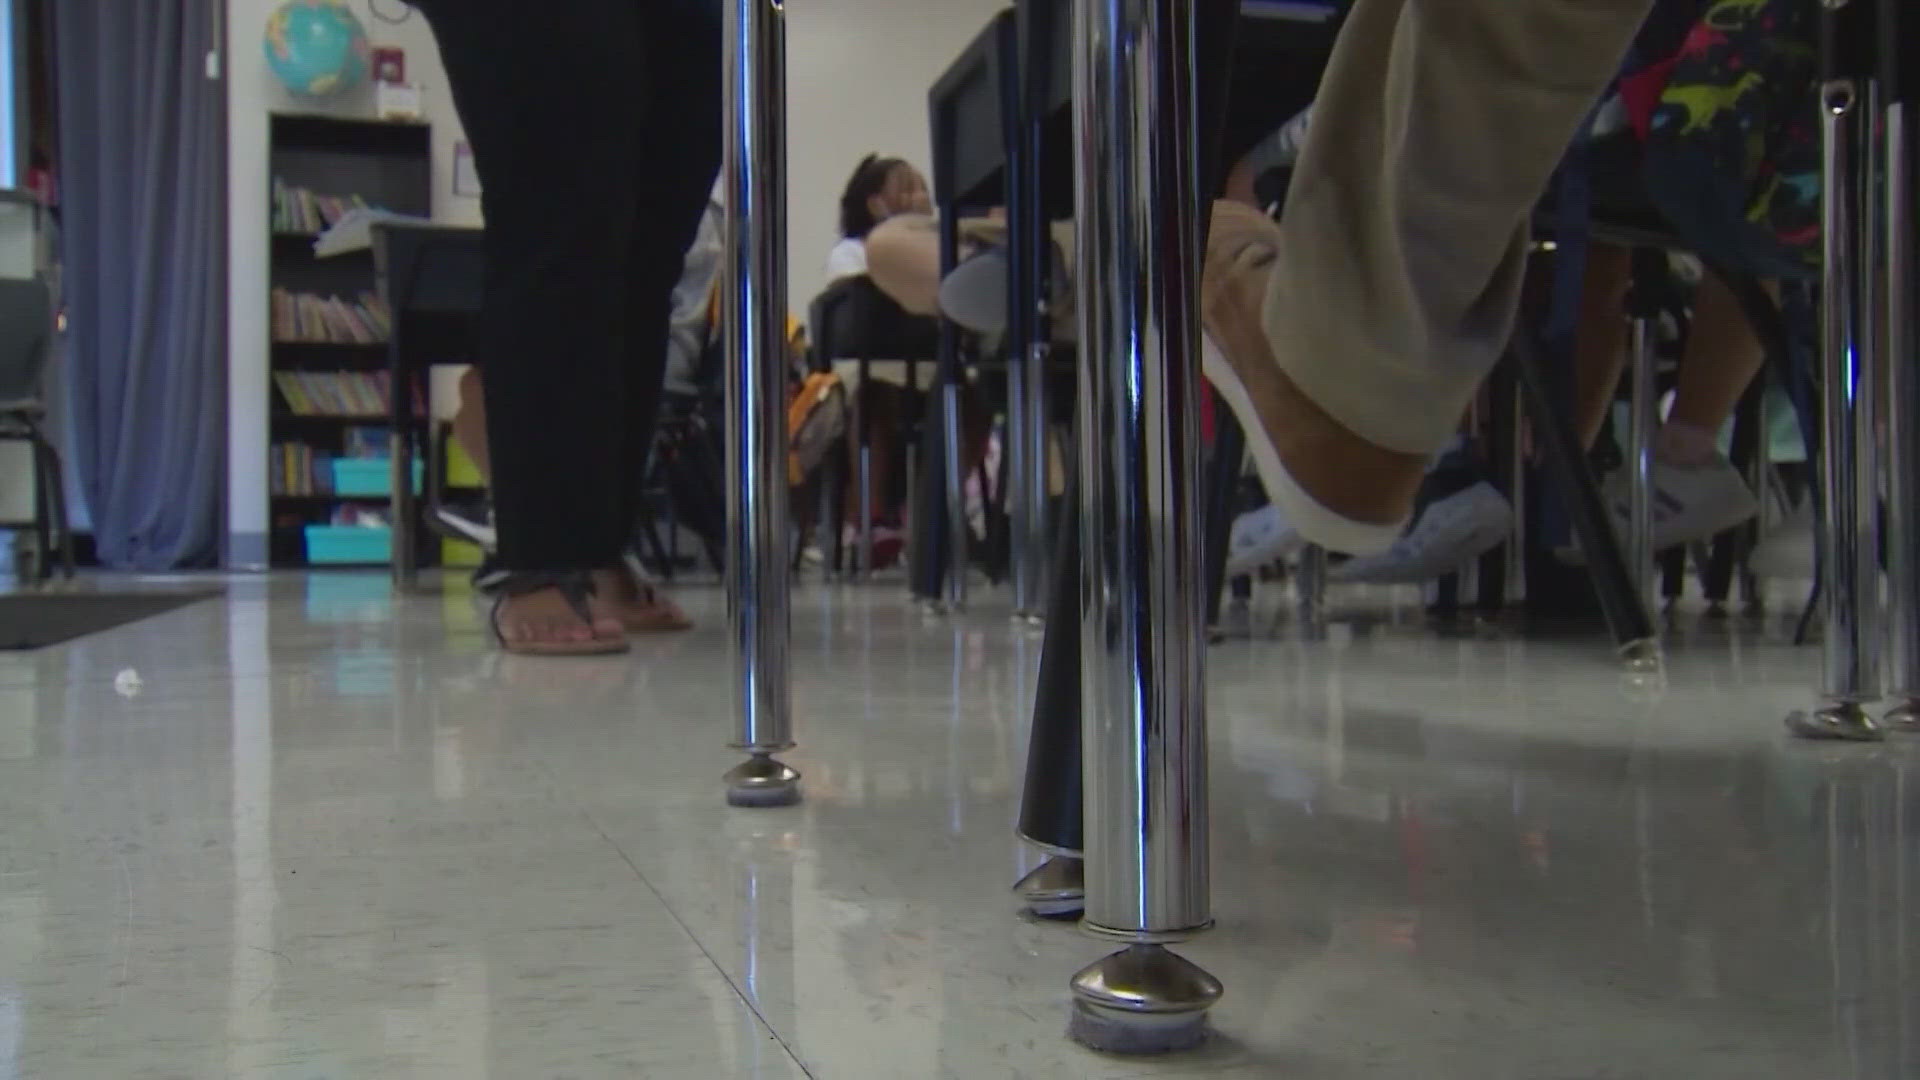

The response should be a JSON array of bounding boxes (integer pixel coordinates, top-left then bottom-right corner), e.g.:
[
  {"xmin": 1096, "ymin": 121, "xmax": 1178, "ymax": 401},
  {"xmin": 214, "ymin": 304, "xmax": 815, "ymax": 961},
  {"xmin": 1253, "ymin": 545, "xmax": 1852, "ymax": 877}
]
[
  {"xmin": 807, "ymin": 274, "xmax": 940, "ymax": 372},
  {"xmin": 0, "ymin": 275, "xmax": 51, "ymax": 409}
]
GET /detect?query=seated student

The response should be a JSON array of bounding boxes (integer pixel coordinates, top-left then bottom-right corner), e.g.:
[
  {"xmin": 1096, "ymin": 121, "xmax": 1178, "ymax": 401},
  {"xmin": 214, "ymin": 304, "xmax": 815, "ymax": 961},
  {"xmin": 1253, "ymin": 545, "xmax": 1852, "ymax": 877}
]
[
  {"xmin": 997, "ymin": 0, "xmax": 1658, "ymax": 568},
  {"xmin": 828, "ymin": 155, "xmax": 932, "ymax": 281},
  {"xmin": 1572, "ymin": 249, "xmax": 1767, "ymax": 550},
  {"xmin": 863, "ymin": 106, "xmax": 1517, "ymax": 583},
  {"xmin": 821, "ymin": 154, "xmax": 1006, "ymax": 565}
]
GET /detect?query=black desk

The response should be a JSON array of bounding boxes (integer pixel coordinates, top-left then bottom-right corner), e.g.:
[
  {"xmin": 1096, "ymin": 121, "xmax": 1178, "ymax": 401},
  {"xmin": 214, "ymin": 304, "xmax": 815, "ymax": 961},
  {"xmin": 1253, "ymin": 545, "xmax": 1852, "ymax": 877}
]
[
  {"xmin": 933, "ymin": 0, "xmax": 1344, "ymax": 214},
  {"xmin": 915, "ymin": 0, "xmax": 1344, "ymax": 602},
  {"xmin": 372, "ymin": 222, "xmax": 484, "ymax": 590}
]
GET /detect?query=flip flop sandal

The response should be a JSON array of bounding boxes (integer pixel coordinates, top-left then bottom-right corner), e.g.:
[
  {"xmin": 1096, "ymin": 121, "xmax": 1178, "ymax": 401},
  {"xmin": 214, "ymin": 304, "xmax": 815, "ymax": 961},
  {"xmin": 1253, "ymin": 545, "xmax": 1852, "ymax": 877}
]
[
  {"xmin": 619, "ymin": 581, "xmax": 694, "ymax": 633},
  {"xmin": 490, "ymin": 571, "xmax": 630, "ymax": 656},
  {"xmin": 616, "ymin": 548, "xmax": 694, "ymax": 632}
]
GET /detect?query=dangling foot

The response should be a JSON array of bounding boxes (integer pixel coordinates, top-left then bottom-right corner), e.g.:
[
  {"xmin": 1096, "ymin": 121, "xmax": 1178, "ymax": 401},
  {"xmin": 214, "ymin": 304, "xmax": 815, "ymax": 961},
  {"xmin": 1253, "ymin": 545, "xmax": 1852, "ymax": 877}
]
[
  {"xmin": 490, "ymin": 572, "xmax": 629, "ymax": 656},
  {"xmin": 1200, "ymin": 200, "xmax": 1428, "ymax": 555}
]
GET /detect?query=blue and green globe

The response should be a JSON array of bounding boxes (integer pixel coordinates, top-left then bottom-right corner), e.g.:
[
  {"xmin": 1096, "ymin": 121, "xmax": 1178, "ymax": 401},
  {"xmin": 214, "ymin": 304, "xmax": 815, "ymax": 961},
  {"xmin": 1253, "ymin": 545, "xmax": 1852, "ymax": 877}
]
[{"xmin": 263, "ymin": 0, "xmax": 371, "ymax": 98}]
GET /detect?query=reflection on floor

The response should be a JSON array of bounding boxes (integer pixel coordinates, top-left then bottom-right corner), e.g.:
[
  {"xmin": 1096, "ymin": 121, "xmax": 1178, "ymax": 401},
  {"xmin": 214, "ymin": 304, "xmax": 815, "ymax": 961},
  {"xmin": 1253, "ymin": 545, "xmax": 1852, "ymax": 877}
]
[{"xmin": 0, "ymin": 573, "xmax": 1915, "ymax": 1078}]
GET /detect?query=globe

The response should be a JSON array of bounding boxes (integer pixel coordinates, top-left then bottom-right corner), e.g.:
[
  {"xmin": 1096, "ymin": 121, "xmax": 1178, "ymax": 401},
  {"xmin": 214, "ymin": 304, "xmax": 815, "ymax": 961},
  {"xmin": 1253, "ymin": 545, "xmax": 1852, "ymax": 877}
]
[{"xmin": 263, "ymin": 0, "xmax": 371, "ymax": 98}]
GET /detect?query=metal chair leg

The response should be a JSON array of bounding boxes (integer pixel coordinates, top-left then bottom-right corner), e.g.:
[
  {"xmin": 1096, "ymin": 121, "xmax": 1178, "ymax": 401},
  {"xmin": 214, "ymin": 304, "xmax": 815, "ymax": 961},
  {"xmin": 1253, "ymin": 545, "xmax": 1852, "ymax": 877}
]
[
  {"xmin": 41, "ymin": 437, "xmax": 74, "ymax": 578},
  {"xmin": 28, "ymin": 430, "xmax": 53, "ymax": 583},
  {"xmin": 1065, "ymin": 0, "xmax": 1219, "ymax": 1051},
  {"xmin": 1789, "ymin": 66, "xmax": 1885, "ymax": 741},
  {"xmin": 720, "ymin": 0, "xmax": 802, "ymax": 804},
  {"xmin": 1509, "ymin": 339, "xmax": 1661, "ymax": 664},
  {"xmin": 1880, "ymin": 38, "xmax": 1920, "ymax": 729}
]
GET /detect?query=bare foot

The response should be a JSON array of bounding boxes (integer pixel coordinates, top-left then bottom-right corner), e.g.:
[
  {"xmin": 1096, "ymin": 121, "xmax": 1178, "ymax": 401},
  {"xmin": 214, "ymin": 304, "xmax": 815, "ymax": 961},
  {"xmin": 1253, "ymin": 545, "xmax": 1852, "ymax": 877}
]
[
  {"xmin": 592, "ymin": 568, "xmax": 694, "ymax": 633},
  {"xmin": 493, "ymin": 584, "xmax": 628, "ymax": 655}
]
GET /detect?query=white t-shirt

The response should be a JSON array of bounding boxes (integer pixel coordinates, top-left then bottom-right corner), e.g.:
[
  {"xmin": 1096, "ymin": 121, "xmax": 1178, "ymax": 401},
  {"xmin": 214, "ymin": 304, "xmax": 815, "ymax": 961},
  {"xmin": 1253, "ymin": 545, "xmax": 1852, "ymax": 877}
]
[{"xmin": 826, "ymin": 237, "xmax": 868, "ymax": 280}]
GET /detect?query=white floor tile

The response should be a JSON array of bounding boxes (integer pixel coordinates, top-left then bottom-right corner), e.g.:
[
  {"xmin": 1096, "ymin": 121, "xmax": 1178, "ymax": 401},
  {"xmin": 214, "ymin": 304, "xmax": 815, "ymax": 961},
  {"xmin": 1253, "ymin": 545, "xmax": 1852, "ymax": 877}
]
[{"xmin": 0, "ymin": 573, "xmax": 1912, "ymax": 1078}]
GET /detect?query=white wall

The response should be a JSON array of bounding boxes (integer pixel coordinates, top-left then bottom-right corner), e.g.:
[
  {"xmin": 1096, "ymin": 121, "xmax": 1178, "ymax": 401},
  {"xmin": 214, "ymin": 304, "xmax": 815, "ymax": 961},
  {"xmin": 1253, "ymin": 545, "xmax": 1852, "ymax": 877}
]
[
  {"xmin": 784, "ymin": 0, "xmax": 1005, "ymax": 312},
  {"xmin": 223, "ymin": 0, "xmax": 1002, "ymax": 564},
  {"xmin": 224, "ymin": 0, "xmax": 477, "ymax": 567}
]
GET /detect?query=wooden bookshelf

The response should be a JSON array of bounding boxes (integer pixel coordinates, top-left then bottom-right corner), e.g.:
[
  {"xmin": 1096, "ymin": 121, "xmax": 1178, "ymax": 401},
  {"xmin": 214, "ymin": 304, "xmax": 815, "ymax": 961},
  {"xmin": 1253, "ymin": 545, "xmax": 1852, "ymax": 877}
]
[{"xmin": 267, "ymin": 114, "xmax": 431, "ymax": 569}]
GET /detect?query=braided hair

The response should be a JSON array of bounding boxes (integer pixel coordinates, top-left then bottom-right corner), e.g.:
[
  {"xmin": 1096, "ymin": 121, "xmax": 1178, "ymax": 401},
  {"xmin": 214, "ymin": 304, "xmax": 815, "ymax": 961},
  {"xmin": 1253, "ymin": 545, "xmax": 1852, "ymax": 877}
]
[{"xmin": 839, "ymin": 153, "xmax": 911, "ymax": 240}]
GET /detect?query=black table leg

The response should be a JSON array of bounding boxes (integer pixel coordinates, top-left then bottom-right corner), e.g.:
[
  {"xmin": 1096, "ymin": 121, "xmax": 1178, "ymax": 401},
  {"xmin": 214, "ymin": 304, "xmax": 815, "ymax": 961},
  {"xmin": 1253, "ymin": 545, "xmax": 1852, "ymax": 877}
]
[
  {"xmin": 1017, "ymin": 464, "xmax": 1083, "ymax": 856},
  {"xmin": 1511, "ymin": 336, "xmax": 1659, "ymax": 652}
]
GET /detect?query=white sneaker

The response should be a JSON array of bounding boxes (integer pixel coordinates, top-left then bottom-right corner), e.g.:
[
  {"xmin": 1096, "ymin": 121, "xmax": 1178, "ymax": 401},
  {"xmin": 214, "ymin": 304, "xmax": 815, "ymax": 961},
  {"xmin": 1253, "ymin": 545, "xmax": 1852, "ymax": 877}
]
[
  {"xmin": 1332, "ymin": 481, "xmax": 1513, "ymax": 584},
  {"xmin": 1226, "ymin": 505, "xmax": 1304, "ymax": 576},
  {"xmin": 1605, "ymin": 453, "xmax": 1759, "ymax": 552},
  {"xmin": 433, "ymin": 505, "xmax": 497, "ymax": 550}
]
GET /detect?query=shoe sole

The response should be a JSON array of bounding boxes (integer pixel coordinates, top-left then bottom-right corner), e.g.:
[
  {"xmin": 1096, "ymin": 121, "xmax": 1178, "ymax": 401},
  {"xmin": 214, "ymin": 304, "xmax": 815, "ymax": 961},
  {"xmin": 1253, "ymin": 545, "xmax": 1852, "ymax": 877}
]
[
  {"xmin": 1656, "ymin": 496, "xmax": 1759, "ymax": 551},
  {"xmin": 1602, "ymin": 477, "xmax": 1759, "ymax": 553},
  {"xmin": 1202, "ymin": 334, "xmax": 1403, "ymax": 556},
  {"xmin": 434, "ymin": 509, "xmax": 497, "ymax": 550}
]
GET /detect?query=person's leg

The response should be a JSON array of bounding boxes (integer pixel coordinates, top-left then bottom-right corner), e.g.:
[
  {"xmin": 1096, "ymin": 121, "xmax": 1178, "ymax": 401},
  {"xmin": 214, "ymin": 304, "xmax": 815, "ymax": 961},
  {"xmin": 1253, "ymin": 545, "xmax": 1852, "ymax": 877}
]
[
  {"xmin": 417, "ymin": 1, "xmax": 647, "ymax": 649},
  {"xmin": 1607, "ymin": 269, "xmax": 1765, "ymax": 549},
  {"xmin": 1572, "ymin": 243, "xmax": 1633, "ymax": 450},
  {"xmin": 1663, "ymin": 272, "xmax": 1770, "ymax": 459},
  {"xmin": 451, "ymin": 366, "xmax": 491, "ymax": 485},
  {"xmin": 864, "ymin": 213, "xmax": 944, "ymax": 315},
  {"xmin": 1207, "ymin": 0, "xmax": 1653, "ymax": 554},
  {"xmin": 595, "ymin": 0, "xmax": 722, "ymax": 625}
]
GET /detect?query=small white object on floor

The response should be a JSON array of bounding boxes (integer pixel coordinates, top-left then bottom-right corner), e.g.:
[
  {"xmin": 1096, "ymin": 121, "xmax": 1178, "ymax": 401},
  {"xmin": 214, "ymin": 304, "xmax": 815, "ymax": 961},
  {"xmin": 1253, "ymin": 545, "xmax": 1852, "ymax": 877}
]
[{"xmin": 113, "ymin": 668, "xmax": 143, "ymax": 698}]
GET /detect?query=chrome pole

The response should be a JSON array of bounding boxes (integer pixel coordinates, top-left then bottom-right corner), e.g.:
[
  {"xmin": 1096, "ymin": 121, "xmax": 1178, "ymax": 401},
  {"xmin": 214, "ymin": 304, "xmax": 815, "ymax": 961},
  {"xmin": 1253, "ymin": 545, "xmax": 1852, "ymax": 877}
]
[
  {"xmin": 1740, "ymin": 390, "xmax": 1773, "ymax": 611},
  {"xmin": 854, "ymin": 383, "xmax": 874, "ymax": 578},
  {"xmin": 1887, "ymin": 97, "xmax": 1920, "ymax": 728},
  {"xmin": 940, "ymin": 379, "xmax": 970, "ymax": 610},
  {"xmin": 1296, "ymin": 545, "xmax": 1328, "ymax": 642},
  {"xmin": 722, "ymin": 0, "xmax": 802, "ymax": 800},
  {"xmin": 1007, "ymin": 355, "xmax": 1031, "ymax": 613},
  {"xmin": 1507, "ymin": 382, "xmax": 1527, "ymax": 606},
  {"xmin": 1790, "ymin": 77, "xmax": 1885, "ymax": 740},
  {"xmin": 1022, "ymin": 338, "xmax": 1052, "ymax": 622},
  {"xmin": 1066, "ymin": 0, "xmax": 1220, "ymax": 1054},
  {"xmin": 857, "ymin": 443, "xmax": 874, "ymax": 574},
  {"xmin": 1627, "ymin": 314, "xmax": 1659, "ymax": 613}
]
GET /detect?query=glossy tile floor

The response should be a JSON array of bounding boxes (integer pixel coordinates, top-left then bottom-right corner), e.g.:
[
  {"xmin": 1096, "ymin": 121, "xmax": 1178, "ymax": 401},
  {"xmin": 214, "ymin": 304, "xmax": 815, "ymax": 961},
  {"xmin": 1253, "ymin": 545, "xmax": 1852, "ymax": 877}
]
[{"xmin": 2, "ymin": 573, "xmax": 1917, "ymax": 1078}]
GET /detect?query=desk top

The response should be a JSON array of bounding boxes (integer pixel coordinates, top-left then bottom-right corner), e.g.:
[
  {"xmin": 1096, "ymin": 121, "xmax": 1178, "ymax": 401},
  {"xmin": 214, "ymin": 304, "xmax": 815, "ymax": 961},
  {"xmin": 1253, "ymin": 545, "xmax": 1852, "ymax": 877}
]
[
  {"xmin": 932, "ymin": 0, "xmax": 1343, "ymax": 211},
  {"xmin": 373, "ymin": 225, "xmax": 484, "ymax": 317}
]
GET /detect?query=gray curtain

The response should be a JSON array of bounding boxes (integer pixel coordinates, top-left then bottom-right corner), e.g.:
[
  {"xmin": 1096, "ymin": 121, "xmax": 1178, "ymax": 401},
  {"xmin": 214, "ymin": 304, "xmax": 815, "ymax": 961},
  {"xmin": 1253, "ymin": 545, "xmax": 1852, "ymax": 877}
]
[{"xmin": 53, "ymin": 0, "xmax": 224, "ymax": 568}]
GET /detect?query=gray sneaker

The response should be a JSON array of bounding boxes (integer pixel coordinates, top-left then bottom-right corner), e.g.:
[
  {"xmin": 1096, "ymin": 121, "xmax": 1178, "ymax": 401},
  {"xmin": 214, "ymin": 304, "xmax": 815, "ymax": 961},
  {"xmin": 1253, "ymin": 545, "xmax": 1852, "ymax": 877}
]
[{"xmin": 1332, "ymin": 481, "xmax": 1513, "ymax": 584}]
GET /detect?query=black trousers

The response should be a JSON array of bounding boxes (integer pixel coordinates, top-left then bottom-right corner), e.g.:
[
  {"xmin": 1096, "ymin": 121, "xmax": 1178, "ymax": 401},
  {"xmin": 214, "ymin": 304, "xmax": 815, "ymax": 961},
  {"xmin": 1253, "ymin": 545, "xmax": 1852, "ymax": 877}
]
[{"xmin": 412, "ymin": 0, "xmax": 721, "ymax": 570}]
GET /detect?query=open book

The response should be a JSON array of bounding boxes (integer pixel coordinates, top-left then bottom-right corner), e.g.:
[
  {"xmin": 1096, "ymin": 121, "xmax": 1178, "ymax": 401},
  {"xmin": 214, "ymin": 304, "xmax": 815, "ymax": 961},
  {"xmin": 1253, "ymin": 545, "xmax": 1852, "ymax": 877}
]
[{"xmin": 313, "ymin": 207, "xmax": 437, "ymax": 258}]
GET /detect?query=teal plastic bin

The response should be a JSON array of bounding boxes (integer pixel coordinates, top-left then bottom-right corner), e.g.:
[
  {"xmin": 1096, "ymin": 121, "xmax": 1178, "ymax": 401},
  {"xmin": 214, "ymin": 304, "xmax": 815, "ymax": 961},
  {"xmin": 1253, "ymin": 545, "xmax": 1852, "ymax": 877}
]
[
  {"xmin": 330, "ymin": 458, "xmax": 424, "ymax": 497},
  {"xmin": 304, "ymin": 525, "xmax": 394, "ymax": 564}
]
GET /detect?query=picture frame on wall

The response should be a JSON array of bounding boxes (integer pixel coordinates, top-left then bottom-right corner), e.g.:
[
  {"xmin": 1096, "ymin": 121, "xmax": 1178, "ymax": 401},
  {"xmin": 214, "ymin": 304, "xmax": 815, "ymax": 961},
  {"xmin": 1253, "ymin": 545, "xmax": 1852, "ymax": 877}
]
[{"xmin": 372, "ymin": 47, "xmax": 406, "ymax": 86}]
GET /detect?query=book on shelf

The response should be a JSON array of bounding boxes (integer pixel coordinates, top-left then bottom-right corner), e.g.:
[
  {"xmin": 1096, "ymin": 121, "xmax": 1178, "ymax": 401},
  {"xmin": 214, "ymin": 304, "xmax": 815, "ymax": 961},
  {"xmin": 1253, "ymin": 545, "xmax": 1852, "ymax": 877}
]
[
  {"xmin": 269, "ymin": 442, "xmax": 335, "ymax": 497},
  {"xmin": 274, "ymin": 370, "xmax": 425, "ymax": 418},
  {"xmin": 270, "ymin": 288, "xmax": 392, "ymax": 345},
  {"xmin": 271, "ymin": 179, "xmax": 374, "ymax": 237},
  {"xmin": 343, "ymin": 425, "xmax": 390, "ymax": 458}
]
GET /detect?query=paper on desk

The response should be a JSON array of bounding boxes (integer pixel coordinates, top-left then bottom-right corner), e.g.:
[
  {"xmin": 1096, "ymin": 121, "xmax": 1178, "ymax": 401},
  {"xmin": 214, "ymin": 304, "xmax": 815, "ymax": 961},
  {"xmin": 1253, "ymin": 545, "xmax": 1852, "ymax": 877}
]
[{"xmin": 313, "ymin": 207, "xmax": 437, "ymax": 258}]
